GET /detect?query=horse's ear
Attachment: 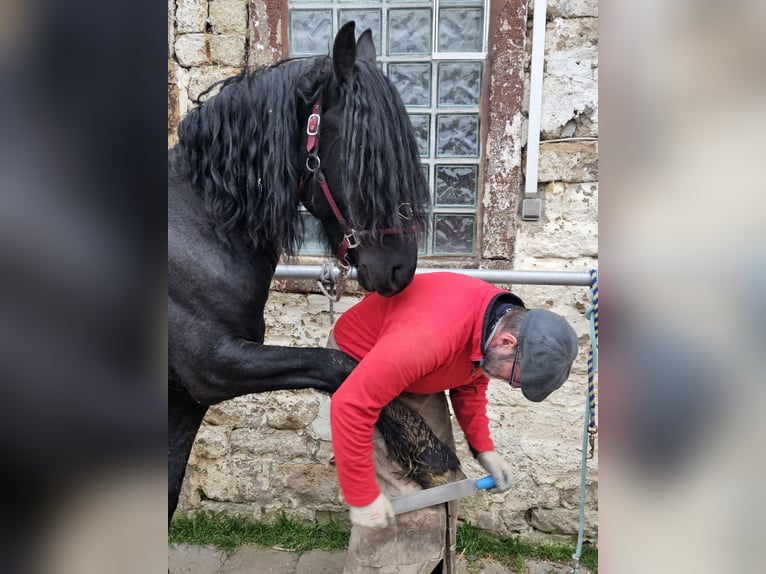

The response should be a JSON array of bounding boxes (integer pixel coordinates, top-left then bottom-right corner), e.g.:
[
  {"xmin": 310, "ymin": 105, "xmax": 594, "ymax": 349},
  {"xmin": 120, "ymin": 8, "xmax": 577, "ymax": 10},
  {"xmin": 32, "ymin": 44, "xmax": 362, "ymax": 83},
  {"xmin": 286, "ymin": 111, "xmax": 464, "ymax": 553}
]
[
  {"xmin": 333, "ymin": 21, "xmax": 357, "ymax": 85},
  {"xmin": 356, "ymin": 29, "xmax": 377, "ymax": 65}
]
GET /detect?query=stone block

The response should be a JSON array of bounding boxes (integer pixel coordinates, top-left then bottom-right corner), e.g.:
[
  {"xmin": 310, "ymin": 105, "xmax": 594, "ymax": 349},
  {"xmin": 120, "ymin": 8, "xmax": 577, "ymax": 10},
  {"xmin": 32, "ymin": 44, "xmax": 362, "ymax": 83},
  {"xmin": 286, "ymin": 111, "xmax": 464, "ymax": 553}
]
[
  {"xmin": 194, "ymin": 424, "xmax": 231, "ymax": 458},
  {"xmin": 546, "ymin": 0, "xmax": 599, "ymax": 18},
  {"xmin": 200, "ymin": 457, "xmax": 275, "ymax": 503},
  {"xmin": 209, "ymin": 0, "xmax": 248, "ymax": 34},
  {"xmin": 527, "ymin": 507, "xmax": 598, "ymax": 540},
  {"xmin": 204, "ymin": 394, "xmax": 267, "ymax": 428},
  {"xmin": 175, "ymin": 33, "xmax": 209, "ymax": 67},
  {"xmin": 538, "ymin": 141, "xmax": 598, "ymax": 182},
  {"xmin": 175, "ymin": 0, "xmax": 207, "ymax": 33},
  {"xmin": 271, "ymin": 462, "xmax": 344, "ymax": 508},
  {"xmin": 537, "ymin": 182, "xmax": 592, "ymax": 220},
  {"xmin": 541, "ymin": 18, "xmax": 598, "ymax": 137},
  {"xmin": 187, "ymin": 66, "xmax": 240, "ymax": 102},
  {"xmin": 230, "ymin": 427, "xmax": 314, "ymax": 460},
  {"xmin": 265, "ymin": 389, "xmax": 320, "ymax": 429},
  {"xmin": 295, "ymin": 549, "xmax": 348, "ymax": 574},
  {"xmin": 208, "ymin": 34, "xmax": 246, "ymax": 67},
  {"xmin": 219, "ymin": 545, "xmax": 300, "ymax": 573},
  {"xmin": 169, "ymin": 544, "xmax": 225, "ymax": 574},
  {"xmin": 514, "ymin": 183, "xmax": 598, "ymax": 259}
]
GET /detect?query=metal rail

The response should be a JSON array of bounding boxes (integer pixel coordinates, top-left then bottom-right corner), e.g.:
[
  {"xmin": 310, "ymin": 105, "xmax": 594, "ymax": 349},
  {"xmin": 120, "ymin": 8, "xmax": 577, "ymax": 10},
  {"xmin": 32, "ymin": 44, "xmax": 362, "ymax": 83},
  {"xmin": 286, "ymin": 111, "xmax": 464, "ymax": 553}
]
[{"xmin": 273, "ymin": 264, "xmax": 592, "ymax": 286}]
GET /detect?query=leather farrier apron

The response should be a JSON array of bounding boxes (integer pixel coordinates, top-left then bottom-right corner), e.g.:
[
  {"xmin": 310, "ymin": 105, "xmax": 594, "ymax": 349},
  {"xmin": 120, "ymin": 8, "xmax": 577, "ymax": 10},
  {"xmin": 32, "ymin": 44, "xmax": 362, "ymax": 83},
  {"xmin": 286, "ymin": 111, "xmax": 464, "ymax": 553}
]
[{"xmin": 327, "ymin": 333, "xmax": 462, "ymax": 574}]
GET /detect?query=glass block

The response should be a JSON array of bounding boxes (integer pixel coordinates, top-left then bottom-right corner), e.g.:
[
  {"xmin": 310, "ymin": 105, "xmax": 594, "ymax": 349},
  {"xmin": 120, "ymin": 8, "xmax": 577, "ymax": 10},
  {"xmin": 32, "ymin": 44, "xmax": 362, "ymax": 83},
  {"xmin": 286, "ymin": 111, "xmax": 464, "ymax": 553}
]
[
  {"xmin": 339, "ymin": 0, "xmax": 380, "ymax": 3},
  {"xmin": 436, "ymin": 114, "xmax": 479, "ymax": 157},
  {"xmin": 289, "ymin": 10, "xmax": 333, "ymax": 56},
  {"xmin": 417, "ymin": 231, "xmax": 426, "ymax": 255},
  {"xmin": 437, "ymin": 62, "xmax": 482, "ymax": 107},
  {"xmin": 437, "ymin": 8, "xmax": 483, "ymax": 52},
  {"xmin": 433, "ymin": 214, "xmax": 474, "ymax": 254},
  {"xmin": 435, "ymin": 165, "xmax": 478, "ymax": 206},
  {"xmin": 409, "ymin": 114, "xmax": 431, "ymax": 157},
  {"xmin": 388, "ymin": 63, "xmax": 431, "ymax": 107},
  {"xmin": 299, "ymin": 212, "xmax": 326, "ymax": 254},
  {"xmin": 388, "ymin": 9, "xmax": 432, "ymax": 55},
  {"xmin": 339, "ymin": 10, "xmax": 382, "ymax": 54}
]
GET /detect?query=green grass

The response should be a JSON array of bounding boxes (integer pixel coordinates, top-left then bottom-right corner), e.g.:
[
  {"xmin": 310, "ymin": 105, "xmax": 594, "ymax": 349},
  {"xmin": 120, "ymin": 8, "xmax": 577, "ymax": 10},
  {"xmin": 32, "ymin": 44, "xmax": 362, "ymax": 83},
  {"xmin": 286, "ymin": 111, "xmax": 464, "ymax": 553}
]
[
  {"xmin": 456, "ymin": 522, "xmax": 598, "ymax": 573},
  {"xmin": 168, "ymin": 511, "xmax": 349, "ymax": 554},
  {"xmin": 169, "ymin": 511, "xmax": 597, "ymax": 572}
]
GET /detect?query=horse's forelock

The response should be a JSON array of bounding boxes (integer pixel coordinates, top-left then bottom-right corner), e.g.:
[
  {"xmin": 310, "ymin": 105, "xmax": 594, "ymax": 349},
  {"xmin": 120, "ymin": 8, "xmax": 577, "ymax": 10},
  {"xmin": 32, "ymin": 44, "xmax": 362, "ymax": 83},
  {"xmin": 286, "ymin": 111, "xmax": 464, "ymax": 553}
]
[
  {"xmin": 175, "ymin": 57, "xmax": 331, "ymax": 256},
  {"xmin": 339, "ymin": 62, "xmax": 432, "ymax": 239}
]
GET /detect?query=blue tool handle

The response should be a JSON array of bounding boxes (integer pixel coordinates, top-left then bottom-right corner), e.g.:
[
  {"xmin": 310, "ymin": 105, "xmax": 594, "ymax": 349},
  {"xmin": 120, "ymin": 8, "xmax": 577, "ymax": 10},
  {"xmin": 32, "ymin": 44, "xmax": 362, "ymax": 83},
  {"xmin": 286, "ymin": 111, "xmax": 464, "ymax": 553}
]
[{"xmin": 475, "ymin": 475, "xmax": 495, "ymax": 490}]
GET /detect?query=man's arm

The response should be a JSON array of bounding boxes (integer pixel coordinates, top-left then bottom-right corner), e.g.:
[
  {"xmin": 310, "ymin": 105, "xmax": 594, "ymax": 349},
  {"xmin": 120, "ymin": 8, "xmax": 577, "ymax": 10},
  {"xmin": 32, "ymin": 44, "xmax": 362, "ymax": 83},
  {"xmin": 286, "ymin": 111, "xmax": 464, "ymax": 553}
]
[
  {"xmin": 449, "ymin": 380, "xmax": 513, "ymax": 493},
  {"xmin": 448, "ymin": 377, "xmax": 494, "ymax": 454},
  {"xmin": 330, "ymin": 328, "xmax": 446, "ymax": 507}
]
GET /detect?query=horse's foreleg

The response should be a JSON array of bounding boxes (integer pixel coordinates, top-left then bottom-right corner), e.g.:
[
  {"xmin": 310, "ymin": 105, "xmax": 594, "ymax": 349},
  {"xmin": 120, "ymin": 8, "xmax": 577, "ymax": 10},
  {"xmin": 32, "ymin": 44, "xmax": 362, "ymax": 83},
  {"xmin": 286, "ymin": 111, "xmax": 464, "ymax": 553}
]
[
  {"xmin": 168, "ymin": 379, "xmax": 208, "ymax": 523},
  {"xmin": 183, "ymin": 338, "xmax": 359, "ymax": 405},
  {"xmin": 376, "ymin": 402, "xmax": 463, "ymax": 489}
]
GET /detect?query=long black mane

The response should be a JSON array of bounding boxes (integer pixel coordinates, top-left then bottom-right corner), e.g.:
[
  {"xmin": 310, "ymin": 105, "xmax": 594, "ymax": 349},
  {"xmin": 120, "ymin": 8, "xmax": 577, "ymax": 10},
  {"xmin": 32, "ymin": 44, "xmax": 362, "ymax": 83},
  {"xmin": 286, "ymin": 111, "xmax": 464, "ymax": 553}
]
[
  {"xmin": 172, "ymin": 57, "xmax": 328, "ymax": 255},
  {"xmin": 171, "ymin": 54, "xmax": 430, "ymax": 257},
  {"xmin": 340, "ymin": 60, "xmax": 430, "ymax": 239}
]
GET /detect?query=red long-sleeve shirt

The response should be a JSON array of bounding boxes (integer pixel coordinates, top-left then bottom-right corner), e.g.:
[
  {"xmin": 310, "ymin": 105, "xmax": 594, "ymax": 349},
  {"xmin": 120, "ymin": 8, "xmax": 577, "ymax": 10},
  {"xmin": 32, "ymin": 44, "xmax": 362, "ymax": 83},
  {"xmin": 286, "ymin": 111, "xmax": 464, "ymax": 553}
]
[{"xmin": 330, "ymin": 272, "xmax": 508, "ymax": 506}]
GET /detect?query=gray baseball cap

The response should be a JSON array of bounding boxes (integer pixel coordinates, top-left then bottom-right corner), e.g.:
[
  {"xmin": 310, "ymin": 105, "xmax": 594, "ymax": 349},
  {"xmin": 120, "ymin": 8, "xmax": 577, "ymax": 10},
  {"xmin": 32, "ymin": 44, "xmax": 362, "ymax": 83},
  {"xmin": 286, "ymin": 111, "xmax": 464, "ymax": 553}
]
[{"xmin": 517, "ymin": 309, "xmax": 579, "ymax": 402}]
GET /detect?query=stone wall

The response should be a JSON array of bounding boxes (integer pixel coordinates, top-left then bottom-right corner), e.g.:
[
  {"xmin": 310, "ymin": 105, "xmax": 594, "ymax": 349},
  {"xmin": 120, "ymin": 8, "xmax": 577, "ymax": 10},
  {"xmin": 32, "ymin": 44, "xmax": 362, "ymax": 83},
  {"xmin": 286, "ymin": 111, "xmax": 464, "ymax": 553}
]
[
  {"xmin": 168, "ymin": 0, "xmax": 281, "ymax": 147},
  {"xmin": 170, "ymin": 0, "xmax": 598, "ymax": 544}
]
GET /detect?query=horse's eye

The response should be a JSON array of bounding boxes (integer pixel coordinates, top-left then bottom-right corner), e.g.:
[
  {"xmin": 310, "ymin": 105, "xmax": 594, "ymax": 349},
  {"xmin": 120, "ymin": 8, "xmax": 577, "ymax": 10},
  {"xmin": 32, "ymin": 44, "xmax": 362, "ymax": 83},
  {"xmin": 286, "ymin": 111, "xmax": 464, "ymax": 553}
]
[{"xmin": 398, "ymin": 203, "xmax": 413, "ymax": 220}]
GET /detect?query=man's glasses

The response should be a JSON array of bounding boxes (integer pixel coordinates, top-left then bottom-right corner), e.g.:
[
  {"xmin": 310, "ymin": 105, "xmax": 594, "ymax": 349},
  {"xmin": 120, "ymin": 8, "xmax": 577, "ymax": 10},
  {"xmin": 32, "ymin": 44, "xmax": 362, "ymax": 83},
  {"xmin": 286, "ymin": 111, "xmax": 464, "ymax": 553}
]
[{"xmin": 508, "ymin": 346, "xmax": 522, "ymax": 388}]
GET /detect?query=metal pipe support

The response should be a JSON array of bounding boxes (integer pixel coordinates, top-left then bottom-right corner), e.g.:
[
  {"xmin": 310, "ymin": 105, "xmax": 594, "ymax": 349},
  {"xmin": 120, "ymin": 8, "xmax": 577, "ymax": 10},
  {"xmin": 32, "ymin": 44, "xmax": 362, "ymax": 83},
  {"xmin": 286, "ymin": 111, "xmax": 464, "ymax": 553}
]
[{"xmin": 273, "ymin": 265, "xmax": 592, "ymax": 286}]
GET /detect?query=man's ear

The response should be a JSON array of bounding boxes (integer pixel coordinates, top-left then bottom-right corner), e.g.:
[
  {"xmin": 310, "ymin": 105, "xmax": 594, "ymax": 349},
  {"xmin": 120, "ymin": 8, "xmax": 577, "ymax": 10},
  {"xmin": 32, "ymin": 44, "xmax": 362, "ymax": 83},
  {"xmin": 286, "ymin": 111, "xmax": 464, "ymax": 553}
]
[{"xmin": 491, "ymin": 332, "xmax": 518, "ymax": 348}]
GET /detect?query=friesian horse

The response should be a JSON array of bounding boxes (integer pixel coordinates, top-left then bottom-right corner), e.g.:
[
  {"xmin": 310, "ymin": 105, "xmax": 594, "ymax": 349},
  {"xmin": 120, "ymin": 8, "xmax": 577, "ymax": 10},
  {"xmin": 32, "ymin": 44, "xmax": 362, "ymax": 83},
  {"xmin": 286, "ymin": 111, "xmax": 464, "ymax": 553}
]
[{"xmin": 169, "ymin": 22, "xmax": 459, "ymax": 521}]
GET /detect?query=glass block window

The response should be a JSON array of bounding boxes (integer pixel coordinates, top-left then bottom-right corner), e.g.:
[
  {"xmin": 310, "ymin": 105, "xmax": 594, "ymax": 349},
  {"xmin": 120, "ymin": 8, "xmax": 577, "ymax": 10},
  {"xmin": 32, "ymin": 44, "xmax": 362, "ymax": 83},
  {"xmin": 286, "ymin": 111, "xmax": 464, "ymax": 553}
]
[{"xmin": 288, "ymin": 0, "xmax": 488, "ymax": 256}]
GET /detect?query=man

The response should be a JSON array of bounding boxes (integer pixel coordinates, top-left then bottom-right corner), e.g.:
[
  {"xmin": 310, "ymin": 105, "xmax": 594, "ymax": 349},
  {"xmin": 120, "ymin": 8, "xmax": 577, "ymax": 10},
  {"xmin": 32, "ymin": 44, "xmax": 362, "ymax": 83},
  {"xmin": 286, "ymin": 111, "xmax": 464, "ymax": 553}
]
[{"xmin": 329, "ymin": 272, "xmax": 579, "ymax": 573}]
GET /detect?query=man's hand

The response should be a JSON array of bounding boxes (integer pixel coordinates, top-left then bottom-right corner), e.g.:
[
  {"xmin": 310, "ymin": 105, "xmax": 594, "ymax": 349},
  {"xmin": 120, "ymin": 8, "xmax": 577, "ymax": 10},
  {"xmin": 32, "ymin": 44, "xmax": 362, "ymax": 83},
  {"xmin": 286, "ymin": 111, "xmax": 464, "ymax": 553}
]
[
  {"xmin": 477, "ymin": 451, "xmax": 513, "ymax": 493},
  {"xmin": 349, "ymin": 493, "xmax": 395, "ymax": 529}
]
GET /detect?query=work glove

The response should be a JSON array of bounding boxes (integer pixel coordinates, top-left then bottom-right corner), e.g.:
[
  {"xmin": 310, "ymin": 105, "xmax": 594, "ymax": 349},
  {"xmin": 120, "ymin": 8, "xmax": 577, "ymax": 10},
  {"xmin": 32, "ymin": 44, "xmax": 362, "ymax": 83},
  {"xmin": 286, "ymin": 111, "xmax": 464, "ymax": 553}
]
[
  {"xmin": 477, "ymin": 450, "xmax": 513, "ymax": 493},
  {"xmin": 349, "ymin": 493, "xmax": 395, "ymax": 529}
]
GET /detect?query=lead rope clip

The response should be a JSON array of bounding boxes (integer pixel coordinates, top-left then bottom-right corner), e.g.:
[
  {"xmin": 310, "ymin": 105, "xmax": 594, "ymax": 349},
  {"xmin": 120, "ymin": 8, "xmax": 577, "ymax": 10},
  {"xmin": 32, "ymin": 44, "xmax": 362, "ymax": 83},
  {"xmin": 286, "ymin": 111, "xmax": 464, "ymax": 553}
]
[{"xmin": 317, "ymin": 261, "xmax": 345, "ymax": 324}]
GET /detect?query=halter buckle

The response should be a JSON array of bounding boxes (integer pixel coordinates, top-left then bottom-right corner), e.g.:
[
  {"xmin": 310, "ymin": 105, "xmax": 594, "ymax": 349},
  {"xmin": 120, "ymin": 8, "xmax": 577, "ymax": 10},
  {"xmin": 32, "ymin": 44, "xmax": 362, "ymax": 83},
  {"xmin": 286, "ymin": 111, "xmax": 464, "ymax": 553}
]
[
  {"xmin": 344, "ymin": 230, "xmax": 361, "ymax": 250},
  {"xmin": 306, "ymin": 113, "xmax": 321, "ymax": 136}
]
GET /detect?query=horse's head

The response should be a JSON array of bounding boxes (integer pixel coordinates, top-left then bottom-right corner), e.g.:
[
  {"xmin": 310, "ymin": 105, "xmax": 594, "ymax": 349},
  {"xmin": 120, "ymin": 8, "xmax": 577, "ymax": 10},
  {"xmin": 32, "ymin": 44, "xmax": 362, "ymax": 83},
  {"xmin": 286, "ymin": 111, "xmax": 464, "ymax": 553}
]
[{"xmin": 298, "ymin": 21, "xmax": 431, "ymax": 297}]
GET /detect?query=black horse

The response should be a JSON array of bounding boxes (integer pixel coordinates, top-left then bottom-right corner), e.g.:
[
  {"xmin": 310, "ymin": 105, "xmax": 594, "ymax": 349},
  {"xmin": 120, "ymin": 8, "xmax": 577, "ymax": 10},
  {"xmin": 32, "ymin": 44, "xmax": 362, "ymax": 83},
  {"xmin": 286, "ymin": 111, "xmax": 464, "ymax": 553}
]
[{"xmin": 169, "ymin": 22, "xmax": 459, "ymax": 521}]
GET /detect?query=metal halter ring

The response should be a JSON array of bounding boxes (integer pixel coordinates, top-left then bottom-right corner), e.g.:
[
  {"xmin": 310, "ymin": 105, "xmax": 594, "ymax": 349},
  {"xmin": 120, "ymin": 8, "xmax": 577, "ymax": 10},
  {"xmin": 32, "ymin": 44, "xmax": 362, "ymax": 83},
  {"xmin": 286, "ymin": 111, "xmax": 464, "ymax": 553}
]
[{"xmin": 306, "ymin": 154, "xmax": 321, "ymax": 173}]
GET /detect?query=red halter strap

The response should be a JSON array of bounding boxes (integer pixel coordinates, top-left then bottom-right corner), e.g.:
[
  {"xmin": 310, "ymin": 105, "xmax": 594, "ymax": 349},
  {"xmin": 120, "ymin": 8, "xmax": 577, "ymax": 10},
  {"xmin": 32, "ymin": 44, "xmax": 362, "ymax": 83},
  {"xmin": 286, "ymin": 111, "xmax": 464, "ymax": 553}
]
[{"xmin": 299, "ymin": 97, "xmax": 418, "ymax": 265}]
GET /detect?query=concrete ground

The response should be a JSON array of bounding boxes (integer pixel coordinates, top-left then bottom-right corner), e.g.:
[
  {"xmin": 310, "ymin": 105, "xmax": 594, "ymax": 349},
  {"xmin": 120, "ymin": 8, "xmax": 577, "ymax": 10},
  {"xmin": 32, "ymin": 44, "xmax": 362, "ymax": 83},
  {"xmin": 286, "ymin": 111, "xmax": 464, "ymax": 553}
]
[{"xmin": 168, "ymin": 543, "xmax": 592, "ymax": 574}]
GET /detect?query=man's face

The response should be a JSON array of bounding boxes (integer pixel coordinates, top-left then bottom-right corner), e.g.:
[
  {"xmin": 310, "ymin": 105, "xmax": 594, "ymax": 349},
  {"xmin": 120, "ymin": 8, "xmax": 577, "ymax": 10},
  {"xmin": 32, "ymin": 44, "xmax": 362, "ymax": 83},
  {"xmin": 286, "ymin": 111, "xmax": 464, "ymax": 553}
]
[{"xmin": 481, "ymin": 344, "xmax": 522, "ymax": 388}]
